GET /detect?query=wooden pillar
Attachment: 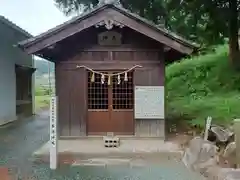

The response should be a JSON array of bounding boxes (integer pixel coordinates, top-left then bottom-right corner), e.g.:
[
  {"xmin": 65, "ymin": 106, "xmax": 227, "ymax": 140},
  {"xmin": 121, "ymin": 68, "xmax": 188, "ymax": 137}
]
[{"xmin": 234, "ymin": 119, "xmax": 240, "ymax": 168}]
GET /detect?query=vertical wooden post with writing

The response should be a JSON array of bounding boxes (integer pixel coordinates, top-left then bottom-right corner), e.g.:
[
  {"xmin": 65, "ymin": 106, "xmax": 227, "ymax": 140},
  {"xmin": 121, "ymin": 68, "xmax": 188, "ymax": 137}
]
[
  {"xmin": 234, "ymin": 119, "xmax": 240, "ymax": 168},
  {"xmin": 50, "ymin": 96, "xmax": 58, "ymax": 169}
]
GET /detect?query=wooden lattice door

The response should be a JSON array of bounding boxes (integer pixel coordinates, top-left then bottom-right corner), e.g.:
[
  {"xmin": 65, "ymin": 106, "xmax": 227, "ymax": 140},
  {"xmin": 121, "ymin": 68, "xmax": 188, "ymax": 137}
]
[
  {"xmin": 110, "ymin": 71, "xmax": 134, "ymax": 135},
  {"xmin": 87, "ymin": 70, "xmax": 134, "ymax": 135}
]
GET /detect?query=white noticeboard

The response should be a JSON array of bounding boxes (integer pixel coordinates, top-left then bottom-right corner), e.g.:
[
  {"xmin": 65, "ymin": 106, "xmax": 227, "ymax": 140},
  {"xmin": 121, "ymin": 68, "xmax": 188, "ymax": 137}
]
[
  {"xmin": 134, "ymin": 86, "xmax": 165, "ymax": 119},
  {"xmin": 50, "ymin": 96, "xmax": 58, "ymax": 170}
]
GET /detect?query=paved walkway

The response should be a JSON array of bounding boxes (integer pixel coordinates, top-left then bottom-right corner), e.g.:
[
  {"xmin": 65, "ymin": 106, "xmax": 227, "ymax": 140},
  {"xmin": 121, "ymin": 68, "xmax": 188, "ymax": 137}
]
[
  {"xmin": 34, "ymin": 139, "xmax": 181, "ymax": 155},
  {"xmin": 0, "ymin": 111, "xmax": 50, "ymax": 179},
  {"xmin": 0, "ymin": 111, "xmax": 206, "ymax": 180}
]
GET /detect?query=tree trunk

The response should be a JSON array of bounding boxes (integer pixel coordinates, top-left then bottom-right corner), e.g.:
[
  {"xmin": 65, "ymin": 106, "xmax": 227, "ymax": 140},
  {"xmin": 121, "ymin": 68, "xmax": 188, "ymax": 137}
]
[{"xmin": 229, "ymin": 0, "xmax": 240, "ymax": 68}]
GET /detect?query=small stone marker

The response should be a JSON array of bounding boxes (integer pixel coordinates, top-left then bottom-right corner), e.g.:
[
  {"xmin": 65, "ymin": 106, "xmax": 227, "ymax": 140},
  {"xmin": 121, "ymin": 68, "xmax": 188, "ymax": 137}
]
[
  {"xmin": 50, "ymin": 96, "xmax": 58, "ymax": 169},
  {"xmin": 234, "ymin": 119, "xmax": 240, "ymax": 168}
]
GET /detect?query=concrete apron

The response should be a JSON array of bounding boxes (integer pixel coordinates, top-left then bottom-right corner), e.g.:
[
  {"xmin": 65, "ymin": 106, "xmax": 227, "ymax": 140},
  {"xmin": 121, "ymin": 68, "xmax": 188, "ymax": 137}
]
[{"xmin": 33, "ymin": 139, "xmax": 183, "ymax": 167}]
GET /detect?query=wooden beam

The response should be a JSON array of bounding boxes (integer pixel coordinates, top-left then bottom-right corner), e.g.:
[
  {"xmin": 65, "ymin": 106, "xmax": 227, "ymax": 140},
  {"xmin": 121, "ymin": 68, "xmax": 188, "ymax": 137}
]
[{"xmin": 57, "ymin": 61, "xmax": 161, "ymax": 71}]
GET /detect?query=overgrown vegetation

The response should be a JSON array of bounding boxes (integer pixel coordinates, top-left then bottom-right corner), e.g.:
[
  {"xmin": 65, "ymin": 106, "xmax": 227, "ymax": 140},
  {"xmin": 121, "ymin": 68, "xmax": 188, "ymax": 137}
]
[
  {"xmin": 166, "ymin": 45, "xmax": 240, "ymax": 128},
  {"xmin": 34, "ymin": 59, "xmax": 54, "ymax": 112},
  {"xmin": 35, "ymin": 95, "xmax": 50, "ymax": 111},
  {"xmin": 35, "ymin": 86, "xmax": 51, "ymax": 111}
]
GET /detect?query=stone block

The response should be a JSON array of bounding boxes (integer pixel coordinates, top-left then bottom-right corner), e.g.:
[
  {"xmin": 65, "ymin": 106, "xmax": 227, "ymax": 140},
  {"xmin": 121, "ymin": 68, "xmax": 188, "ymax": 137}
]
[
  {"xmin": 182, "ymin": 137, "xmax": 218, "ymax": 173},
  {"xmin": 103, "ymin": 136, "xmax": 120, "ymax": 148}
]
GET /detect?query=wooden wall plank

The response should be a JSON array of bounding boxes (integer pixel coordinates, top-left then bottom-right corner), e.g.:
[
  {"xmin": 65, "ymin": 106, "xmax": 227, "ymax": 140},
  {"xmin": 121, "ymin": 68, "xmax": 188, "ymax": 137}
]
[
  {"xmin": 54, "ymin": 26, "xmax": 165, "ymax": 137},
  {"xmin": 78, "ymin": 68, "xmax": 87, "ymax": 136},
  {"xmin": 57, "ymin": 64, "xmax": 87, "ymax": 137},
  {"xmin": 134, "ymin": 66, "xmax": 163, "ymax": 86},
  {"xmin": 69, "ymin": 70, "xmax": 80, "ymax": 136},
  {"xmin": 134, "ymin": 64, "xmax": 165, "ymax": 138},
  {"xmin": 56, "ymin": 65, "xmax": 70, "ymax": 136},
  {"xmin": 135, "ymin": 120, "xmax": 164, "ymax": 137}
]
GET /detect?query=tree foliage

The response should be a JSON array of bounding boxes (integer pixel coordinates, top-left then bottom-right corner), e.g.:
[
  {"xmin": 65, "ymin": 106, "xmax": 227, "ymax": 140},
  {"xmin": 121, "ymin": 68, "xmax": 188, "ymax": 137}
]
[{"xmin": 54, "ymin": 0, "xmax": 240, "ymax": 65}]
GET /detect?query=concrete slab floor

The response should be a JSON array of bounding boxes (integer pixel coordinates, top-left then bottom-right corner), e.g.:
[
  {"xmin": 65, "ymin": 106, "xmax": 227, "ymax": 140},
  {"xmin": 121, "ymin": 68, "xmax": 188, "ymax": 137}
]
[
  {"xmin": 33, "ymin": 139, "xmax": 182, "ymax": 156},
  {"xmin": 32, "ymin": 139, "xmax": 206, "ymax": 180},
  {"xmin": 0, "ymin": 111, "xmax": 206, "ymax": 180}
]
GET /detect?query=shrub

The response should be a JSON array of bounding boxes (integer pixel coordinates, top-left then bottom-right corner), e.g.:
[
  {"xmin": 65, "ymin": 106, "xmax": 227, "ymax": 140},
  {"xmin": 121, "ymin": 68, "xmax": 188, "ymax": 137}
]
[{"xmin": 166, "ymin": 45, "xmax": 240, "ymax": 127}]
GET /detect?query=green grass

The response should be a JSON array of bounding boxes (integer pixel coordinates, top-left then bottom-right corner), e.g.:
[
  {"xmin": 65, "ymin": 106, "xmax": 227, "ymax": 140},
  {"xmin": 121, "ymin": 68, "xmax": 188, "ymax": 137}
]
[
  {"xmin": 166, "ymin": 45, "xmax": 240, "ymax": 127},
  {"xmin": 34, "ymin": 83, "xmax": 53, "ymax": 112},
  {"xmin": 35, "ymin": 95, "xmax": 50, "ymax": 111}
]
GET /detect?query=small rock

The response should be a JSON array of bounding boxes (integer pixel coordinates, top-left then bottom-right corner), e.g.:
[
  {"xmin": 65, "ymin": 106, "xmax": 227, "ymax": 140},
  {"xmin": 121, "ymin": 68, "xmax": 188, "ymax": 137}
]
[
  {"xmin": 223, "ymin": 142, "xmax": 236, "ymax": 158},
  {"xmin": 182, "ymin": 137, "xmax": 218, "ymax": 173},
  {"xmin": 210, "ymin": 125, "xmax": 234, "ymax": 142},
  {"xmin": 218, "ymin": 168, "xmax": 240, "ymax": 180},
  {"xmin": 193, "ymin": 156, "xmax": 218, "ymax": 174},
  {"xmin": 222, "ymin": 142, "xmax": 236, "ymax": 168}
]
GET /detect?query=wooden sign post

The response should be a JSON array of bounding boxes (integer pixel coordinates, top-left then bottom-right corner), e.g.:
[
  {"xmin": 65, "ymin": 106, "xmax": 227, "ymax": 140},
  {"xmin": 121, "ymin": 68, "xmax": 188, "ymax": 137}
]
[
  {"xmin": 50, "ymin": 96, "xmax": 58, "ymax": 169},
  {"xmin": 204, "ymin": 116, "xmax": 212, "ymax": 141}
]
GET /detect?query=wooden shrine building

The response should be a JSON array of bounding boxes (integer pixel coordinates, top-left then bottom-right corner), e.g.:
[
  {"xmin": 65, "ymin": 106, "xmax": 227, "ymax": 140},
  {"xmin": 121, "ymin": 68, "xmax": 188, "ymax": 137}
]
[{"xmin": 18, "ymin": 0, "xmax": 197, "ymax": 138}]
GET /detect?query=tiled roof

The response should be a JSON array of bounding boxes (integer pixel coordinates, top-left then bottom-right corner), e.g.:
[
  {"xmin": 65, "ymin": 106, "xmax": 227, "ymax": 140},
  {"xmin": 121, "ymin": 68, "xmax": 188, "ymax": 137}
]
[{"xmin": 18, "ymin": 3, "xmax": 199, "ymax": 49}]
